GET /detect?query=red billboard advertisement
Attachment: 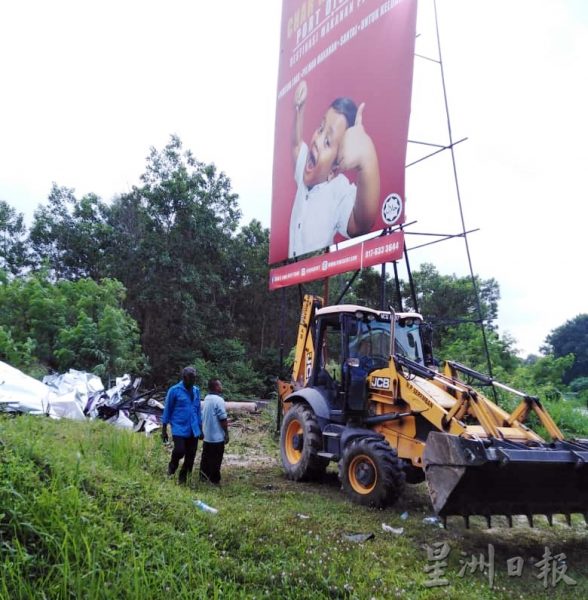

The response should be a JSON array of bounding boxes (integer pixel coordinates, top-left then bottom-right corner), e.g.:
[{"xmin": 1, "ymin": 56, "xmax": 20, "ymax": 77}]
[
  {"xmin": 269, "ymin": 231, "xmax": 404, "ymax": 290},
  {"xmin": 269, "ymin": 0, "xmax": 417, "ymax": 265}
]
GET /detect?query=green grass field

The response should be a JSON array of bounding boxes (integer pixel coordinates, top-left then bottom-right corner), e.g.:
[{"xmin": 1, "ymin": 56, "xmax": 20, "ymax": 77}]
[{"xmin": 1, "ymin": 409, "xmax": 587, "ymax": 599}]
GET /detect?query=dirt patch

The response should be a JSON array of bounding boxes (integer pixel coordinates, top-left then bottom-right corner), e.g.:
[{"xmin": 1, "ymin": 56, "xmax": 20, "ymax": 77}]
[
  {"xmin": 223, "ymin": 409, "xmax": 280, "ymax": 468},
  {"xmin": 224, "ymin": 453, "xmax": 278, "ymax": 468}
]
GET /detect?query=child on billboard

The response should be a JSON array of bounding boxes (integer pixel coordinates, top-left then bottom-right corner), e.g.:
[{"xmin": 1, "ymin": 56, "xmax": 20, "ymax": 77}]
[{"xmin": 288, "ymin": 79, "xmax": 380, "ymax": 259}]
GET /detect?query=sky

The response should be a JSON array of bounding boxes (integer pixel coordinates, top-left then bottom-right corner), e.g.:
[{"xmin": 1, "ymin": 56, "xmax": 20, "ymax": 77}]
[{"xmin": 1, "ymin": 0, "xmax": 587, "ymax": 357}]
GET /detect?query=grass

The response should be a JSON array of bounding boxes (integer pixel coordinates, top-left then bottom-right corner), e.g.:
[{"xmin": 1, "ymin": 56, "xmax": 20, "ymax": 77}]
[
  {"xmin": 545, "ymin": 396, "xmax": 588, "ymax": 438},
  {"xmin": 1, "ymin": 409, "xmax": 587, "ymax": 599}
]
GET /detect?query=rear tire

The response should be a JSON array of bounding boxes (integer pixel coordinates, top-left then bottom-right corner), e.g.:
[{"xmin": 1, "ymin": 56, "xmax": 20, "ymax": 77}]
[
  {"xmin": 280, "ymin": 403, "xmax": 328, "ymax": 481},
  {"xmin": 340, "ymin": 437, "xmax": 405, "ymax": 508}
]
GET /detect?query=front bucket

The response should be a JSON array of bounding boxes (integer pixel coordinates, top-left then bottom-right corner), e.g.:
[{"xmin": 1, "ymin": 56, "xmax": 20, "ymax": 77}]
[{"xmin": 423, "ymin": 432, "xmax": 588, "ymax": 519}]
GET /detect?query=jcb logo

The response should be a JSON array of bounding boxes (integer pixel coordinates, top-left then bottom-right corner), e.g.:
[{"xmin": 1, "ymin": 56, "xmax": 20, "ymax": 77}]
[
  {"xmin": 371, "ymin": 377, "xmax": 390, "ymax": 390},
  {"xmin": 305, "ymin": 353, "xmax": 313, "ymax": 382}
]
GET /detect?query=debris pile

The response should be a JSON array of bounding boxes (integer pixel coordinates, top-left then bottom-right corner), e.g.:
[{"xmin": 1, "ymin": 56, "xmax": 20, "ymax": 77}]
[
  {"xmin": 0, "ymin": 361, "xmax": 164, "ymax": 434},
  {"xmin": 0, "ymin": 361, "xmax": 264, "ymax": 434}
]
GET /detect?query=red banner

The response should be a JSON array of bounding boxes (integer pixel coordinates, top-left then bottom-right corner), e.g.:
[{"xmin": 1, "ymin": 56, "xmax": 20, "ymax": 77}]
[
  {"xmin": 269, "ymin": 231, "xmax": 404, "ymax": 290},
  {"xmin": 269, "ymin": 0, "xmax": 417, "ymax": 264}
]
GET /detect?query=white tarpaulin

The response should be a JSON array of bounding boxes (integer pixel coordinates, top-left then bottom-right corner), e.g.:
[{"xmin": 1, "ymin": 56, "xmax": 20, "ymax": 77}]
[
  {"xmin": 1, "ymin": 362, "xmax": 124, "ymax": 423},
  {"xmin": 107, "ymin": 410, "xmax": 135, "ymax": 430},
  {"xmin": 1, "ymin": 362, "xmax": 161, "ymax": 435},
  {"xmin": 0, "ymin": 363, "xmax": 90, "ymax": 420},
  {"xmin": 47, "ymin": 390, "xmax": 86, "ymax": 421},
  {"xmin": 0, "ymin": 361, "xmax": 52, "ymax": 415},
  {"xmin": 43, "ymin": 369, "xmax": 106, "ymax": 419}
]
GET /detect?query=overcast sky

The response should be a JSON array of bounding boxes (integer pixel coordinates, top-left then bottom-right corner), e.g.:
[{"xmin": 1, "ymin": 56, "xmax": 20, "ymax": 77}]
[{"xmin": 1, "ymin": 0, "xmax": 587, "ymax": 357}]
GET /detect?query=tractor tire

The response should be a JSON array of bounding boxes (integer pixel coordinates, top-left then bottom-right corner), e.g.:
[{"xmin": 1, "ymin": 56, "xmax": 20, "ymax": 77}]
[
  {"xmin": 280, "ymin": 403, "xmax": 329, "ymax": 481},
  {"xmin": 339, "ymin": 437, "xmax": 406, "ymax": 508}
]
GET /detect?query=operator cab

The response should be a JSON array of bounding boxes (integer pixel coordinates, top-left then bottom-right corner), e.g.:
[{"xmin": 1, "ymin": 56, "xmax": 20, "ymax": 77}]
[
  {"xmin": 310, "ymin": 304, "xmax": 427, "ymax": 414},
  {"xmin": 395, "ymin": 316, "xmax": 425, "ymax": 364}
]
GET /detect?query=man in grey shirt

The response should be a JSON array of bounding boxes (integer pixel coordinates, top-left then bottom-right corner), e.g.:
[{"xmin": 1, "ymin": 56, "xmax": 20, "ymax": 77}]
[{"xmin": 199, "ymin": 378, "xmax": 228, "ymax": 484}]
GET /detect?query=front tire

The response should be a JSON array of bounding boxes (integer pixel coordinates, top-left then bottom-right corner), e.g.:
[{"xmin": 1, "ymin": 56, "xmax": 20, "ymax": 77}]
[
  {"xmin": 339, "ymin": 437, "xmax": 405, "ymax": 507},
  {"xmin": 280, "ymin": 403, "xmax": 328, "ymax": 480}
]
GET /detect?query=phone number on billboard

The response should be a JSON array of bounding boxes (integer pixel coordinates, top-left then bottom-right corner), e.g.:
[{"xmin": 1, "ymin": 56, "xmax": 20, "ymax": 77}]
[{"xmin": 364, "ymin": 242, "xmax": 400, "ymax": 259}]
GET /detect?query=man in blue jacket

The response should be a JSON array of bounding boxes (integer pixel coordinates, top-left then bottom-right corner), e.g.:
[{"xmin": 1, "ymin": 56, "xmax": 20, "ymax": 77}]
[{"xmin": 161, "ymin": 366, "xmax": 202, "ymax": 485}]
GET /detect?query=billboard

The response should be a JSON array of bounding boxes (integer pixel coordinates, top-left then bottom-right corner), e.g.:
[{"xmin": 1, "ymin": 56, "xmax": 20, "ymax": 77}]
[
  {"xmin": 269, "ymin": 0, "xmax": 417, "ymax": 265},
  {"xmin": 269, "ymin": 230, "xmax": 404, "ymax": 290}
]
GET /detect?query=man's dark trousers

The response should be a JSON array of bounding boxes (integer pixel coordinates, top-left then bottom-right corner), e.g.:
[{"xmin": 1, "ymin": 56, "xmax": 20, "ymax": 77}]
[
  {"xmin": 169, "ymin": 435, "xmax": 199, "ymax": 484},
  {"xmin": 199, "ymin": 441, "xmax": 225, "ymax": 484}
]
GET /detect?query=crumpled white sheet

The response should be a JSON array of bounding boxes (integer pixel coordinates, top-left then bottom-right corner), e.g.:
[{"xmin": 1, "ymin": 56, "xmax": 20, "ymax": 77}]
[
  {"xmin": 0, "ymin": 362, "xmax": 139, "ymax": 428},
  {"xmin": 0, "ymin": 361, "xmax": 52, "ymax": 415},
  {"xmin": 107, "ymin": 410, "xmax": 135, "ymax": 430},
  {"xmin": 43, "ymin": 369, "xmax": 106, "ymax": 420}
]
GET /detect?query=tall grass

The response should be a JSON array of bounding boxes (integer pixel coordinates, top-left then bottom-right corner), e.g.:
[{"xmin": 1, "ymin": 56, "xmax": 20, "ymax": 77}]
[
  {"xmin": 490, "ymin": 388, "xmax": 588, "ymax": 441},
  {"xmin": 1, "ymin": 414, "xmax": 588, "ymax": 599}
]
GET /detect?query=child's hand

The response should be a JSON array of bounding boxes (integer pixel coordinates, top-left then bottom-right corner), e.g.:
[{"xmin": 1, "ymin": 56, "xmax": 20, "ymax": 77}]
[
  {"xmin": 335, "ymin": 103, "xmax": 376, "ymax": 172},
  {"xmin": 294, "ymin": 80, "xmax": 308, "ymax": 109}
]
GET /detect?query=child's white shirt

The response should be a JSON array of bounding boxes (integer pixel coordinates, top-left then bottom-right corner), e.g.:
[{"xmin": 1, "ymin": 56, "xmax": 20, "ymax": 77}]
[{"xmin": 288, "ymin": 142, "xmax": 356, "ymax": 258}]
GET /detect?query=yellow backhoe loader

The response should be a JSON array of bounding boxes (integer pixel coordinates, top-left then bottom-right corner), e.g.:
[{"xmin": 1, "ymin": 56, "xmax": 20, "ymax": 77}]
[{"xmin": 279, "ymin": 295, "xmax": 588, "ymax": 526}]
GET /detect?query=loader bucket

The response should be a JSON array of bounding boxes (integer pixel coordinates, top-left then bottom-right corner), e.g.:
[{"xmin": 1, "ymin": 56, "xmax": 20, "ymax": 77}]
[{"xmin": 423, "ymin": 432, "xmax": 588, "ymax": 523}]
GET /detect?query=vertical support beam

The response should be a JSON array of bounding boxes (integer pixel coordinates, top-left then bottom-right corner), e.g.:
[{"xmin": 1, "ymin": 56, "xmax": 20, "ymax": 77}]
[
  {"xmin": 380, "ymin": 262, "xmax": 387, "ymax": 310},
  {"xmin": 403, "ymin": 238, "xmax": 419, "ymax": 313},
  {"xmin": 393, "ymin": 261, "xmax": 403, "ymax": 311},
  {"xmin": 277, "ymin": 286, "xmax": 286, "ymax": 433},
  {"xmin": 322, "ymin": 247, "xmax": 330, "ymax": 306},
  {"xmin": 279, "ymin": 288, "xmax": 286, "ymax": 375},
  {"xmin": 433, "ymin": 0, "xmax": 494, "ymax": 381},
  {"xmin": 323, "ymin": 277, "xmax": 330, "ymax": 307}
]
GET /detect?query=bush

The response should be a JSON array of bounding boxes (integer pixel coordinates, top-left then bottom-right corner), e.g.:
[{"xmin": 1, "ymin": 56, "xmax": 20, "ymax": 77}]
[
  {"xmin": 570, "ymin": 377, "xmax": 588, "ymax": 393},
  {"xmin": 190, "ymin": 338, "xmax": 265, "ymax": 398}
]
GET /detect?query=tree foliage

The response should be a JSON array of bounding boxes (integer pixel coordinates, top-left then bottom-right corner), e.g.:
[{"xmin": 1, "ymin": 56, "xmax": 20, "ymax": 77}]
[
  {"xmin": 402, "ymin": 263, "xmax": 499, "ymax": 327},
  {"xmin": 102, "ymin": 136, "xmax": 244, "ymax": 381},
  {"xmin": 0, "ymin": 201, "xmax": 29, "ymax": 276},
  {"xmin": 509, "ymin": 353, "xmax": 575, "ymax": 401},
  {"xmin": 29, "ymin": 184, "xmax": 112, "ymax": 280},
  {"xmin": 0, "ymin": 272, "xmax": 146, "ymax": 379},
  {"xmin": 543, "ymin": 314, "xmax": 588, "ymax": 384},
  {"xmin": 364, "ymin": 263, "xmax": 502, "ymax": 370}
]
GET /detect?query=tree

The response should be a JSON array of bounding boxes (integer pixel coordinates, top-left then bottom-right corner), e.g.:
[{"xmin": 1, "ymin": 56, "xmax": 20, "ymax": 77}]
[
  {"xmin": 402, "ymin": 263, "xmax": 498, "ymax": 324},
  {"xmin": 229, "ymin": 220, "xmax": 280, "ymax": 352},
  {"xmin": 0, "ymin": 272, "xmax": 146, "ymax": 379},
  {"xmin": 29, "ymin": 184, "xmax": 113, "ymax": 280},
  {"xmin": 348, "ymin": 268, "xmax": 397, "ymax": 309},
  {"xmin": 14, "ymin": 136, "xmax": 289, "ymax": 390},
  {"xmin": 438, "ymin": 322, "xmax": 519, "ymax": 377},
  {"xmin": 543, "ymin": 314, "xmax": 588, "ymax": 384},
  {"xmin": 104, "ymin": 135, "xmax": 242, "ymax": 382},
  {"xmin": 0, "ymin": 201, "xmax": 29, "ymax": 276},
  {"xmin": 392, "ymin": 263, "xmax": 501, "ymax": 363}
]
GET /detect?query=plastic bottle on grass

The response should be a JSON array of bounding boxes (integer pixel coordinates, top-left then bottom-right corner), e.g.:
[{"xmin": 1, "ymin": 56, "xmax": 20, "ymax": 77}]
[{"xmin": 194, "ymin": 499, "xmax": 218, "ymax": 514}]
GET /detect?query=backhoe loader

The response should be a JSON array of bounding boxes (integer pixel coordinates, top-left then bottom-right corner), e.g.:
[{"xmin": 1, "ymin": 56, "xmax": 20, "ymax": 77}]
[{"xmin": 279, "ymin": 295, "xmax": 588, "ymax": 526}]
